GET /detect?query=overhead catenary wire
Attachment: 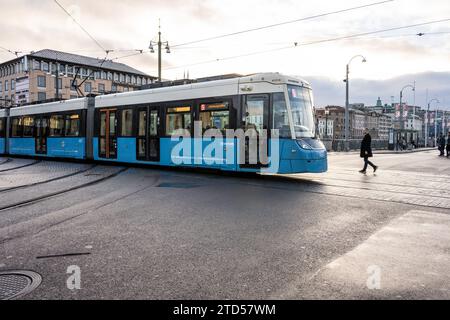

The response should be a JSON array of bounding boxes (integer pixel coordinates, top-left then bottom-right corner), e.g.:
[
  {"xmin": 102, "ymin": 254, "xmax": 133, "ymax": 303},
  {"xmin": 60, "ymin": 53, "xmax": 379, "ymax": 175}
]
[
  {"xmin": 153, "ymin": 18, "xmax": 450, "ymax": 72},
  {"xmin": 53, "ymin": 0, "xmax": 108, "ymax": 53},
  {"xmin": 170, "ymin": 0, "xmax": 395, "ymax": 48},
  {"xmin": 0, "ymin": 46, "xmax": 22, "ymax": 57},
  {"xmin": 107, "ymin": 0, "xmax": 396, "ymax": 63}
]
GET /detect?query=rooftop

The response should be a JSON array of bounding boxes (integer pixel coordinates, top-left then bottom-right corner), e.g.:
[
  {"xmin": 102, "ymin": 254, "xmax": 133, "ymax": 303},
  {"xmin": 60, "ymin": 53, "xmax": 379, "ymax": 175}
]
[{"xmin": 2, "ymin": 49, "xmax": 153, "ymax": 78}]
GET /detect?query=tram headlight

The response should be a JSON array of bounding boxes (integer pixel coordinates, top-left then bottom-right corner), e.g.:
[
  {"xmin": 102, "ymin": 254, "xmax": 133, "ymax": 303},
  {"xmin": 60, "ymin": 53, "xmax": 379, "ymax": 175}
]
[{"xmin": 297, "ymin": 139, "xmax": 313, "ymax": 150}]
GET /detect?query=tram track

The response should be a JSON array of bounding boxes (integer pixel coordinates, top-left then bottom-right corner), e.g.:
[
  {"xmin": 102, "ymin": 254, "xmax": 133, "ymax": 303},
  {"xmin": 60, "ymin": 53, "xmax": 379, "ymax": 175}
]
[
  {"xmin": 0, "ymin": 164, "xmax": 97, "ymax": 194},
  {"xmin": 0, "ymin": 167, "xmax": 128, "ymax": 212},
  {"xmin": 0, "ymin": 160, "xmax": 41, "ymax": 173},
  {"xmin": 0, "ymin": 158, "xmax": 12, "ymax": 166}
]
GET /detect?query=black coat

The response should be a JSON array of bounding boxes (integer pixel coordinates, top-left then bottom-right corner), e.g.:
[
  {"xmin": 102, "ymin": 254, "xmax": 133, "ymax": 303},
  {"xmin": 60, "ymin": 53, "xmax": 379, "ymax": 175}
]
[{"xmin": 360, "ymin": 133, "xmax": 373, "ymax": 158}]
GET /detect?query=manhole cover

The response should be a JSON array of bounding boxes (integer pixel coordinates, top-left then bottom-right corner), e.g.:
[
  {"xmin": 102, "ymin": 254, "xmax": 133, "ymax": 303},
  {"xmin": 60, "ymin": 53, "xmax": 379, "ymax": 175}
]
[{"xmin": 0, "ymin": 270, "xmax": 42, "ymax": 300}]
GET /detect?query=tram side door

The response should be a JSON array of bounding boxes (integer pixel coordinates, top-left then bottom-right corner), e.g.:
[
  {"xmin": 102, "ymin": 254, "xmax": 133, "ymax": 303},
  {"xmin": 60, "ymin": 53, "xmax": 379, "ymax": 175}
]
[
  {"xmin": 241, "ymin": 94, "xmax": 269, "ymax": 168},
  {"xmin": 99, "ymin": 109, "xmax": 118, "ymax": 159},
  {"xmin": 137, "ymin": 107, "xmax": 160, "ymax": 162},
  {"xmin": 35, "ymin": 116, "xmax": 49, "ymax": 155}
]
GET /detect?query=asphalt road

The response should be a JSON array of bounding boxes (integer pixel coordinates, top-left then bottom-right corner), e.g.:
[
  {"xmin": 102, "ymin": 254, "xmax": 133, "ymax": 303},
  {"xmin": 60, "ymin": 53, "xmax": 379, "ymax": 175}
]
[{"xmin": 0, "ymin": 149, "xmax": 449, "ymax": 300}]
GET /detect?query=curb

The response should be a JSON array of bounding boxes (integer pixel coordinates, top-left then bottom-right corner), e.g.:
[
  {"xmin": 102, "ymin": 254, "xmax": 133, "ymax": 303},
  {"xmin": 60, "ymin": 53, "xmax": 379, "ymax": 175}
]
[{"xmin": 329, "ymin": 148, "xmax": 436, "ymax": 155}]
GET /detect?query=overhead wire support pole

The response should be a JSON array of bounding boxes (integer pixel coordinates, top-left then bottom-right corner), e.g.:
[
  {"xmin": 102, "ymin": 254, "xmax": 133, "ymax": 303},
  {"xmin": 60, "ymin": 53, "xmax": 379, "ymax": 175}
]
[{"xmin": 149, "ymin": 20, "xmax": 170, "ymax": 83}]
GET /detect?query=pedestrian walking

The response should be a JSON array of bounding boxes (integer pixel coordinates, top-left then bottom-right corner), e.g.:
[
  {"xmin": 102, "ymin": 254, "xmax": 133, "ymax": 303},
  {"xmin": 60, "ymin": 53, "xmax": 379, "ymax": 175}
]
[
  {"xmin": 438, "ymin": 133, "xmax": 445, "ymax": 156},
  {"xmin": 359, "ymin": 128, "xmax": 378, "ymax": 174},
  {"xmin": 446, "ymin": 132, "xmax": 450, "ymax": 158}
]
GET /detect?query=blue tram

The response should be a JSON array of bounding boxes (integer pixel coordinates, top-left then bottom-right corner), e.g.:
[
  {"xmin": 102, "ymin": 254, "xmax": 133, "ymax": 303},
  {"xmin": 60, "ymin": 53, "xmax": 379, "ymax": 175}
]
[
  {"xmin": 6, "ymin": 98, "xmax": 91, "ymax": 160},
  {"xmin": 0, "ymin": 73, "xmax": 327, "ymax": 174}
]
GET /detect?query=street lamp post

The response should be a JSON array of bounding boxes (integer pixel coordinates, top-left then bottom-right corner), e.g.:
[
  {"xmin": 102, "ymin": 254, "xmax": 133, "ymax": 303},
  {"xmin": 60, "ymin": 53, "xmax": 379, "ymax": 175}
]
[
  {"xmin": 435, "ymin": 108, "xmax": 438, "ymax": 147},
  {"xmin": 344, "ymin": 55, "xmax": 366, "ymax": 151},
  {"xmin": 149, "ymin": 21, "xmax": 170, "ymax": 83},
  {"xmin": 425, "ymin": 98, "xmax": 439, "ymax": 147}
]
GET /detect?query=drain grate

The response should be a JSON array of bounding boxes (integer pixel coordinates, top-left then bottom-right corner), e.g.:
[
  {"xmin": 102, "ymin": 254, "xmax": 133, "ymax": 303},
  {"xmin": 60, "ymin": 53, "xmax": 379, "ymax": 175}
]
[{"xmin": 0, "ymin": 270, "xmax": 42, "ymax": 300}]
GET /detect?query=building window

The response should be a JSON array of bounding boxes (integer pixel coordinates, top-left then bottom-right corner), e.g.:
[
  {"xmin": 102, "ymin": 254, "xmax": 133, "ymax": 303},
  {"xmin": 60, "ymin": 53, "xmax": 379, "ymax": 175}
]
[
  {"xmin": 101, "ymin": 71, "xmax": 107, "ymax": 80},
  {"xmin": 131, "ymin": 76, "xmax": 136, "ymax": 84},
  {"xmin": 42, "ymin": 61, "xmax": 49, "ymax": 72},
  {"xmin": 121, "ymin": 109, "xmax": 133, "ymax": 136},
  {"xmin": 67, "ymin": 66, "xmax": 74, "ymax": 76},
  {"xmin": 59, "ymin": 64, "xmax": 66, "ymax": 75},
  {"xmin": 94, "ymin": 71, "xmax": 101, "ymax": 80},
  {"xmin": 0, "ymin": 81, "xmax": 2, "ymax": 93},
  {"xmin": 114, "ymin": 73, "xmax": 119, "ymax": 81},
  {"xmin": 120, "ymin": 74, "xmax": 125, "ymax": 83},
  {"xmin": 11, "ymin": 79, "xmax": 15, "ymax": 91},
  {"xmin": 108, "ymin": 72, "xmax": 113, "ymax": 80},
  {"xmin": 111, "ymin": 84, "xmax": 117, "ymax": 93},
  {"xmin": 98, "ymin": 83, "xmax": 105, "ymax": 93},
  {"xmin": 33, "ymin": 60, "xmax": 41, "ymax": 70},
  {"xmin": 126, "ymin": 75, "xmax": 131, "ymax": 83},
  {"xmin": 5, "ymin": 80, "xmax": 8, "ymax": 92},
  {"xmin": 84, "ymin": 82, "xmax": 92, "ymax": 93},
  {"xmin": 38, "ymin": 92, "xmax": 46, "ymax": 102},
  {"xmin": 37, "ymin": 76, "xmax": 46, "ymax": 88}
]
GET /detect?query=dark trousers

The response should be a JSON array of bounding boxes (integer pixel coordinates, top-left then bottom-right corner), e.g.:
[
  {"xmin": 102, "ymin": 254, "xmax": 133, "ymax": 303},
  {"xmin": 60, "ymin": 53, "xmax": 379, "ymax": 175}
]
[{"xmin": 363, "ymin": 156, "xmax": 376, "ymax": 171}]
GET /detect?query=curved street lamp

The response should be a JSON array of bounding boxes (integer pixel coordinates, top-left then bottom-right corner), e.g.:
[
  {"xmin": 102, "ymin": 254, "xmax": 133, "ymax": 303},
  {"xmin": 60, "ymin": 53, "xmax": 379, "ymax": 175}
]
[{"xmin": 344, "ymin": 55, "xmax": 366, "ymax": 151}]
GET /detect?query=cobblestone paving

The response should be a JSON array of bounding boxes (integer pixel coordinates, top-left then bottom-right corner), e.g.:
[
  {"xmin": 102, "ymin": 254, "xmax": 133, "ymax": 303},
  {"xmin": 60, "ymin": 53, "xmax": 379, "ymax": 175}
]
[
  {"xmin": 285, "ymin": 154, "xmax": 450, "ymax": 210},
  {"xmin": 0, "ymin": 160, "xmax": 92, "ymax": 190}
]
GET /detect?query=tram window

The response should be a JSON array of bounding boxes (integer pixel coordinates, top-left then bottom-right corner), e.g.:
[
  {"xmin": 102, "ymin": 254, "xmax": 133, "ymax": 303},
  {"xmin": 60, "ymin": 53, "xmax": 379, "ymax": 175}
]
[
  {"xmin": 100, "ymin": 112, "xmax": 106, "ymax": 136},
  {"xmin": 243, "ymin": 96, "xmax": 267, "ymax": 133},
  {"xmin": 138, "ymin": 110, "xmax": 146, "ymax": 136},
  {"xmin": 49, "ymin": 115, "xmax": 65, "ymax": 136},
  {"xmin": 23, "ymin": 116, "xmax": 35, "ymax": 137},
  {"xmin": 0, "ymin": 119, "xmax": 4, "ymax": 137},
  {"xmin": 165, "ymin": 106, "xmax": 191, "ymax": 136},
  {"xmin": 121, "ymin": 109, "xmax": 133, "ymax": 136},
  {"xmin": 11, "ymin": 117, "xmax": 23, "ymax": 137},
  {"xmin": 199, "ymin": 102, "xmax": 229, "ymax": 133},
  {"xmin": 65, "ymin": 114, "xmax": 80, "ymax": 137},
  {"xmin": 272, "ymin": 93, "xmax": 291, "ymax": 138}
]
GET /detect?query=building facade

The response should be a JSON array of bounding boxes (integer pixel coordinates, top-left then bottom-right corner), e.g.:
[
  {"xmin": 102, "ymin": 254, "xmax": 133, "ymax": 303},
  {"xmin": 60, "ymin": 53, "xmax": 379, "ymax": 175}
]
[{"xmin": 0, "ymin": 49, "xmax": 156, "ymax": 107}]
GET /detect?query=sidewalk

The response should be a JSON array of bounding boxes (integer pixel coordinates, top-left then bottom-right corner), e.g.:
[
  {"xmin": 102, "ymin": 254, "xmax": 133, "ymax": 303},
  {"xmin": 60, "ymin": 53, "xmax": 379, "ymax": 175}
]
[{"xmin": 329, "ymin": 147, "xmax": 435, "ymax": 156}]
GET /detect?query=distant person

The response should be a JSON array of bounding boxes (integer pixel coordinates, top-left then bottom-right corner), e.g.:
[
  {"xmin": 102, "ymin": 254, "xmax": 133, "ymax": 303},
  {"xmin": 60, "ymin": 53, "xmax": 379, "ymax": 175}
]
[
  {"xmin": 359, "ymin": 128, "xmax": 378, "ymax": 174},
  {"xmin": 438, "ymin": 133, "xmax": 445, "ymax": 156},
  {"xmin": 446, "ymin": 132, "xmax": 450, "ymax": 158}
]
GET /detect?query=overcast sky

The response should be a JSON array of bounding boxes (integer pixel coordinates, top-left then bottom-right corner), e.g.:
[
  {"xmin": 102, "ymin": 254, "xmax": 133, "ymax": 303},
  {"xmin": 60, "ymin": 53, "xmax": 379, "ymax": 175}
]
[{"xmin": 1, "ymin": 0, "xmax": 449, "ymax": 107}]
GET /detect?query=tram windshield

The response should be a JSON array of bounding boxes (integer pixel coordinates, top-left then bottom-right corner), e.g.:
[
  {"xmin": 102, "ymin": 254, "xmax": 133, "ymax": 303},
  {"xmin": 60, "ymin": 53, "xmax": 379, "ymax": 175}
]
[{"xmin": 287, "ymin": 85, "xmax": 315, "ymax": 138}]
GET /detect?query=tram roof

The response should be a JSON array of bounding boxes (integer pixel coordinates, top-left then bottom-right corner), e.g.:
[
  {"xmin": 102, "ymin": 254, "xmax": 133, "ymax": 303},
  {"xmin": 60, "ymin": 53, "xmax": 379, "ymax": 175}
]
[
  {"xmin": 9, "ymin": 98, "xmax": 90, "ymax": 117},
  {"xmin": 95, "ymin": 73, "xmax": 311, "ymax": 108}
]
